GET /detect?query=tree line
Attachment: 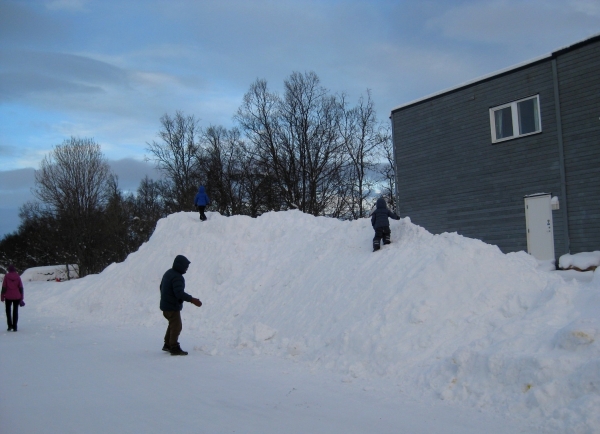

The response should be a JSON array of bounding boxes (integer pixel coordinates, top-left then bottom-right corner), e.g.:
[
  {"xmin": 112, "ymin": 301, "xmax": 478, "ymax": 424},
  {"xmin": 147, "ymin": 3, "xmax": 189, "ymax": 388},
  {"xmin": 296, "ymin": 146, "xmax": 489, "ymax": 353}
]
[{"xmin": 0, "ymin": 71, "xmax": 395, "ymax": 276}]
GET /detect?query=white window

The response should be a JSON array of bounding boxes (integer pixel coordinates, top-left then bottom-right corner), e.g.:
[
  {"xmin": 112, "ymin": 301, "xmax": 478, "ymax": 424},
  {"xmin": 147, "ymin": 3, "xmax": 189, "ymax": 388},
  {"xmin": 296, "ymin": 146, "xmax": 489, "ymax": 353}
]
[{"xmin": 489, "ymin": 95, "xmax": 541, "ymax": 143}]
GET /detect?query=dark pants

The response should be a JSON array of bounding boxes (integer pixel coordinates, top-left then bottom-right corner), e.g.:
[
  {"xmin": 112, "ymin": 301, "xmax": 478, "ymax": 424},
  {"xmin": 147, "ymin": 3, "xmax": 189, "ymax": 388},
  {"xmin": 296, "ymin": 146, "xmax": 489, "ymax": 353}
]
[
  {"xmin": 5, "ymin": 300, "xmax": 19, "ymax": 330},
  {"xmin": 163, "ymin": 311, "xmax": 182, "ymax": 347},
  {"xmin": 373, "ymin": 227, "xmax": 391, "ymax": 250},
  {"xmin": 197, "ymin": 205, "xmax": 207, "ymax": 221}
]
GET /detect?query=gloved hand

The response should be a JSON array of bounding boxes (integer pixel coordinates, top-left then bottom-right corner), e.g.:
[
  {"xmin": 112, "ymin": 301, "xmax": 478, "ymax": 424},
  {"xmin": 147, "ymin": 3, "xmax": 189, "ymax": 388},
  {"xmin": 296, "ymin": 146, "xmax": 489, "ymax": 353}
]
[
  {"xmin": 19, "ymin": 300, "xmax": 25, "ymax": 307},
  {"xmin": 191, "ymin": 297, "xmax": 202, "ymax": 307}
]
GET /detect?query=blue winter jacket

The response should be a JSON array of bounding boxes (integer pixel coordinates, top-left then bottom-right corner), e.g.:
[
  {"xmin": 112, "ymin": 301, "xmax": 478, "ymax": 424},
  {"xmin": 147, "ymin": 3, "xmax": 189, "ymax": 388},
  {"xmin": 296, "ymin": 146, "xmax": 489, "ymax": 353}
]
[
  {"xmin": 160, "ymin": 255, "xmax": 193, "ymax": 311},
  {"xmin": 371, "ymin": 197, "xmax": 400, "ymax": 229},
  {"xmin": 194, "ymin": 186, "xmax": 210, "ymax": 206}
]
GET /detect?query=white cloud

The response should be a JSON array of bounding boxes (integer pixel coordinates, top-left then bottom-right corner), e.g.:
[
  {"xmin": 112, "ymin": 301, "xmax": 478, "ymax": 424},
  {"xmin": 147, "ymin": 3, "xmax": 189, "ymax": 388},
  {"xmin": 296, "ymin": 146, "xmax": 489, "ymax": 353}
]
[
  {"xmin": 14, "ymin": 148, "xmax": 53, "ymax": 171},
  {"xmin": 3, "ymin": 0, "xmax": 599, "ymax": 175},
  {"xmin": 130, "ymin": 71, "xmax": 184, "ymax": 87},
  {"xmin": 426, "ymin": 0, "xmax": 600, "ymax": 52},
  {"xmin": 50, "ymin": 121, "xmax": 98, "ymax": 140},
  {"xmin": 315, "ymin": 39, "xmax": 485, "ymax": 112}
]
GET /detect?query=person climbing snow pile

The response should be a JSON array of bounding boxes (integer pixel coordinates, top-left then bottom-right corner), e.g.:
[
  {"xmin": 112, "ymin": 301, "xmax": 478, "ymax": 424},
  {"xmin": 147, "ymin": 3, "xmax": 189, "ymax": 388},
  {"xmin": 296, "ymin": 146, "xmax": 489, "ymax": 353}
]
[
  {"xmin": 370, "ymin": 197, "xmax": 400, "ymax": 252},
  {"xmin": 194, "ymin": 185, "xmax": 210, "ymax": 221}
]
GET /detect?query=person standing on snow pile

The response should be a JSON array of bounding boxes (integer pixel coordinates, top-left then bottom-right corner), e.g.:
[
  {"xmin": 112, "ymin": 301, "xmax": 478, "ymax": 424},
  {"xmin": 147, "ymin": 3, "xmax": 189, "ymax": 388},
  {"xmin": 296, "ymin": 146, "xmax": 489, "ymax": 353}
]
[
  {"xmin": 370, "ymin": 197, "xmax": 400, "ymax": 252},
  {"xmin": 160, "ymin": 255, "xmax": 202, "ymax": 355},
  {"xmin": 194, "ymin": 185, "xmax": 210, "ymax": 221},
  {"xmin": 2, "ymin": 264, "xmax": 25, "ymax": 332}
]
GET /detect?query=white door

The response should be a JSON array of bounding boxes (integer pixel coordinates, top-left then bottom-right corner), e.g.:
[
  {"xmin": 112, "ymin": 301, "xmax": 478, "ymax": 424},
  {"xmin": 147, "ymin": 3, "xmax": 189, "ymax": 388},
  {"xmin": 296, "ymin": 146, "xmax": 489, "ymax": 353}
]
[{"xmin": 524, "ymin": 194, "xmax": 555, "ymax": 261}]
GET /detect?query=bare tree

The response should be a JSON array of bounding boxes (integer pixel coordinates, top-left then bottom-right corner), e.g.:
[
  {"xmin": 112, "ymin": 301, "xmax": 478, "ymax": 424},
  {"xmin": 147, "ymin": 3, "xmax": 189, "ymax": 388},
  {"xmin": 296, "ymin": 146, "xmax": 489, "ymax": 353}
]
[
  {"xmin": 5, "ymin": 169, "xmax": 166, "ymax": 275},
  {"xmin": 130, "ymin": 176, "xmax": 167, "ymax": 241},
  {"xmin": 237, "ymin": 142, "xmax": 276, "ymax": 217},
  {"xmin": 375, "ymin": 125, "xmax": 397, "ymax": 211},
  {"xmin": 147, "ymin": 111, "xmax": 201, "ymax": 212},
  {"xmin": 338, "ymin": 90, "xmax": 383, "ymax": 219},
  {"xmin": 236, "ymin": 72, "xmax": 346, "ymax": 216},
  {"xmin": 32, "ymin": 137, "xmax": 113, "ymax": 276},
  {"xmin": 235, "ymin": 78, "xmax": 284, "ymax": 211},
  {"xmin": 279, "ymin": 71, "xmax": 346, "ymax": 215},
  {"xmin": 34, "ymin": 137, "xmax": 112, "ymax": 216},
  {"xmin": 102, "ymin": 176, "xmax": 136, "ymax": 263},
  {"xmin": 198, "ymin": 125, "xmax": 246, "ymax": 216}
]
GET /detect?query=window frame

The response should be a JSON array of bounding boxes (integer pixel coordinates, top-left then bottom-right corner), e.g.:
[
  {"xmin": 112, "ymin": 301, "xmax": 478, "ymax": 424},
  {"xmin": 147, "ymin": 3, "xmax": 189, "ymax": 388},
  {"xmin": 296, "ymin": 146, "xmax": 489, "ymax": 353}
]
[{"xmin": 489, "ymin": 95, "xmax": 542, "ymax": 144}]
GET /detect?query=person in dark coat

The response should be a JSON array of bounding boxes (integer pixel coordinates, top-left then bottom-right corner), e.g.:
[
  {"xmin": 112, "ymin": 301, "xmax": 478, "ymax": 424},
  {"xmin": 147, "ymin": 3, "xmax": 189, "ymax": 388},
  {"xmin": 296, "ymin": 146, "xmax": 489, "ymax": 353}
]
[
  {"xmin": 160, "ymin": 255, "xmax": 202, "ymax": 355},
  {"xmin": 370, "ymin": 197, "xmax": 400, "ymax": 252},
  {"xmin": 1, "ymin": 264, "xmax": 24, "ymax": 332},
  {"xmin": 194, "ymin": 185, "xmax": 211, "ymax": 221}
]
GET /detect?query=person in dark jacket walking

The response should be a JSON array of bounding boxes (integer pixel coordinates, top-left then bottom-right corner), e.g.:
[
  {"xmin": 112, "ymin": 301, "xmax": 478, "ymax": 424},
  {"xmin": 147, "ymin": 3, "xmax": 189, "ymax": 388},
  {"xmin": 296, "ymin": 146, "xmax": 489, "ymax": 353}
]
[
  {"xmin": 194, "ymin": 185, "xmax": 210, "ymax": 221},
  {"xmin": 370, "ymin": 197, "xmax": 400, "ymax": 252},
  {"xmin": 1, "ymin": 264, "xmax": 24, "ymax": 332},
  {"xmin": 160, "ymin": 255, "xmax": 202, "ymax": 355}
]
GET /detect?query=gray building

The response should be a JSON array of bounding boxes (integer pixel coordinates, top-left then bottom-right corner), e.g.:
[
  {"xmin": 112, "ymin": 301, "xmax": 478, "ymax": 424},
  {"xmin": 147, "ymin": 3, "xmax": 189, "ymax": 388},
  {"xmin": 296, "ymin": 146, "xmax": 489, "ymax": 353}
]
[{"xmin": 390, "ymin": 35, "xmax": 600, "ymax": 263}]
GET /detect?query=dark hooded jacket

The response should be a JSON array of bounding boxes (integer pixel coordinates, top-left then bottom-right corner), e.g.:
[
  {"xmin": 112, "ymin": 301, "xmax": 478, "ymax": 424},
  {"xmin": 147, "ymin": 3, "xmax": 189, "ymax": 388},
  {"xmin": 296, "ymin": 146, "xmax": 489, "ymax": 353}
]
[
  {"xmin": 160, "ymin": 255, "xmax": 193, "ymax": 311},
  {"xmin": 370, "ymin": 197, "xmax": 400, "ymax": 229},
  {"xmin": 194, "ymin": 186, "xmax": 210, "ymax": 207}
]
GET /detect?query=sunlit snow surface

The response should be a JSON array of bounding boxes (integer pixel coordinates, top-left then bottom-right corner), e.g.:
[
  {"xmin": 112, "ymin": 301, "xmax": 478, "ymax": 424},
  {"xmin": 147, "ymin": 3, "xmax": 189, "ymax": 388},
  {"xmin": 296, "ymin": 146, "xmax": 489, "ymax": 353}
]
[{"xmin": 11, "ymin": 211, "xmax": 600, "ymax": 432}]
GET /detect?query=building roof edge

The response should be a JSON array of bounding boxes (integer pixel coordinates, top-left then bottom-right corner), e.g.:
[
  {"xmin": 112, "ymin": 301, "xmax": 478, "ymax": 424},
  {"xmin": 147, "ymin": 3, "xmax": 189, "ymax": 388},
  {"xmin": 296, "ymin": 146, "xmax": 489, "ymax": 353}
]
[{"xmin": 390, "ymin": 32, "xmax": 600, "ymax": 116}]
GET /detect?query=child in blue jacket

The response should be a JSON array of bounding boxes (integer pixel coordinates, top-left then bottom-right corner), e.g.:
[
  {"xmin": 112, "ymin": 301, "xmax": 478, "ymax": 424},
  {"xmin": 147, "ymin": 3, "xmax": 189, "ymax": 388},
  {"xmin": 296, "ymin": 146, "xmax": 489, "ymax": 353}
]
[{"xmin": 194, "ymin": 186, "xmax": 210, "ymax": 221}]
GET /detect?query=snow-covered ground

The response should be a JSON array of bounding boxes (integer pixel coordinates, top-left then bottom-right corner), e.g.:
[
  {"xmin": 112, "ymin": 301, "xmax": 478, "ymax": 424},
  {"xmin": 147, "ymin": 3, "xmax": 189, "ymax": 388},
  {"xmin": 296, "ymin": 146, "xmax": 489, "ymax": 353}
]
[
  {"xmin": 2, "ymin": 315, "xmax": 545, "ymax": 434},
  {"xmin": 20, "ymin": 264, "xmax": 79, "ymax": 282},
  {"xmin": 2, "ymin": 211, "xmax": 599, "ymax": 433}
]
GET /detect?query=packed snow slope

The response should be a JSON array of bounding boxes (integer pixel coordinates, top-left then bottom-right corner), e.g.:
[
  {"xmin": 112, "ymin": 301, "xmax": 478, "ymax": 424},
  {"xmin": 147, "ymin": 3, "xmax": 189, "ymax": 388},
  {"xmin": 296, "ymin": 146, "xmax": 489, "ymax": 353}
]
[{"xmin": 34, "ymin": 211, "xmax": 600, "ymax": 433}]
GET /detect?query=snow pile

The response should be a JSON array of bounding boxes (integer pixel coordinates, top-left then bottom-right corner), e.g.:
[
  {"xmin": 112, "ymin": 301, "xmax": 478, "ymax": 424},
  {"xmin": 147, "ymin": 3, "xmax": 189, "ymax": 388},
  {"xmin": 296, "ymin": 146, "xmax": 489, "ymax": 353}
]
[
  {"xmin": 559, "ymin": 251, "xmax": 600, "ymax": 271},
  {"xmin": 21, "ymin": 264, "xmax": 79, "ymax": 282},
  {"xmin": 31, "ymin": 211, "xmax": 600, "ymax": 433}
]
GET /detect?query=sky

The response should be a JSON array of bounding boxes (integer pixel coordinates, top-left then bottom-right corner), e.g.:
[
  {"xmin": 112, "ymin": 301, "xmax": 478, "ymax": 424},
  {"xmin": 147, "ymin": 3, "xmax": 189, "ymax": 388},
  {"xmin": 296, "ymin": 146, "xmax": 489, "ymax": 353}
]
[
  {"xmin": 1, "ymin": 0, "xmax": 600, "ymax": 236},
  {"xmin": 2, "ymin": 210, "xmax": 598, "ymax": 433}
]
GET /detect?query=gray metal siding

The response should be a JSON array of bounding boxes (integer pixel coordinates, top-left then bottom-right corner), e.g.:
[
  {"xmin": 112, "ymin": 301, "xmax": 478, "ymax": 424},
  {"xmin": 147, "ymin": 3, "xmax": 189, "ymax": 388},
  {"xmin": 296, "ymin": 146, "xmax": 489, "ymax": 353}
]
[
  {"xmin": 557, "ymin": 40, "xmax": 600, "ymax": 253},
  {"xmin": 393, "ymin": 61, "xmax": 567, "ymax": 255}
]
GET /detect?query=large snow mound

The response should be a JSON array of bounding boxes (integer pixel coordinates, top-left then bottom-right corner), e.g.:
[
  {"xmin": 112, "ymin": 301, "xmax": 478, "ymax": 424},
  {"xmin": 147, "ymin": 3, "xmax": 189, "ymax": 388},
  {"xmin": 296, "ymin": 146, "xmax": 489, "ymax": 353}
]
[{"xmin": 33, "ymin": 211, "xmax": 600, "ymax": 433}]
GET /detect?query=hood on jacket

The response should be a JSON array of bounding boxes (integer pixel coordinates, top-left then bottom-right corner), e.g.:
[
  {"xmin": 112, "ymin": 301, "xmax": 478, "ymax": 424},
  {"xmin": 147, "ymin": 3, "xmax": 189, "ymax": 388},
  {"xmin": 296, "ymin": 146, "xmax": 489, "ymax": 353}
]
[
  {"xmin": 197, "ymin": 186, "xmax": 205, "ymax": 194},
  {"xmin": 4, "ymin": 272, "xmax": 20, "ymax": 283},
  {"xmin": 172, "ymin": 255, "xmax": 191, "ymax": 274},
  {"xmin": 376, "ymin": 197, "xmax": 387, "ymax": 209}
]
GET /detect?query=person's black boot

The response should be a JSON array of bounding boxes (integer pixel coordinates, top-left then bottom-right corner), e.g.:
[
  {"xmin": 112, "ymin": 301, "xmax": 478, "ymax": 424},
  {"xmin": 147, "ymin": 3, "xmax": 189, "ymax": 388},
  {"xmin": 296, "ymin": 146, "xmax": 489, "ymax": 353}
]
[
  {"xmin": 170, "ymin": 344, "xmax": 188, "ymax": 356},
  {"xmin": 162, "ymin": 343, "xmax": 170, "ymax": 352}
]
